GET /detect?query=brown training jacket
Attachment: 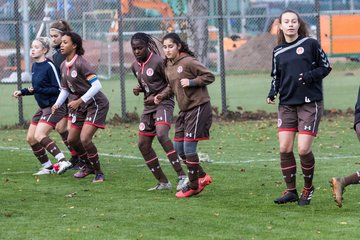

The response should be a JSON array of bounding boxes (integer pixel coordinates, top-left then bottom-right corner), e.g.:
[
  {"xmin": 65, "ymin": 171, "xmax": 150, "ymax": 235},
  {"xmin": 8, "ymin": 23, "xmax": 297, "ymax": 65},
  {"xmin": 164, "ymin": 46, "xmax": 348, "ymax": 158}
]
[{"xmin": 161, "ymin": 53, "xmax": 215, "ymax": 112}]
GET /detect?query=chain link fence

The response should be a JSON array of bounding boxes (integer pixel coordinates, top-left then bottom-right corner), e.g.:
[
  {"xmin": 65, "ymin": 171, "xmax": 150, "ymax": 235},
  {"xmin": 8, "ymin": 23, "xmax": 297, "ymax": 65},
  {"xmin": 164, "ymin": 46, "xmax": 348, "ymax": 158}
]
[{"xmin": 0, "ymin": 0, "xmax": 360, "ymax": 126}]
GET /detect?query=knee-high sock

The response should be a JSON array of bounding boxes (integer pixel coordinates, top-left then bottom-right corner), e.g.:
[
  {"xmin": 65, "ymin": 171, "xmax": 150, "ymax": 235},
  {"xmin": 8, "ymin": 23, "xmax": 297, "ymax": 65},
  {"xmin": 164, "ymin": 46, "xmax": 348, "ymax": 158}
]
[
  {"xmin": 30, "ymin": 143, "xmax": 50, "ymax": 166},
  {"xmin": 71, "ymin": 142, "xmax": 91, "ymax": 166},
  {"xmin": 40, "ymin": 137, "xmax": 65, "ymax": 162},
  {"xmin": 280, "ymin": 152, "xmax": 297, "ymax": 191},
  {"xmin": 185, "ymin": 154, "xmax": 200, "ymax": 190},
  {"xmin": 59, "ymin": 131, "xmax": 77, "ymax": 156},
  {"xmin": 162, "ymin": 140, "xmax": 185, "ymax": 176},
  {"xmin": 299, "ymin": 152, "xmax": 315, "ymax": 189},
  {"xmin": 84, "ymin": 142, "xmax": 102, "ymax": 173},
  {"xmin": 343, "ymin": 171, "xmax": 360, "ymax": 186},
  {"xmin": 143, "ymin": 149, "xmax": 168, "ymax": 183}
]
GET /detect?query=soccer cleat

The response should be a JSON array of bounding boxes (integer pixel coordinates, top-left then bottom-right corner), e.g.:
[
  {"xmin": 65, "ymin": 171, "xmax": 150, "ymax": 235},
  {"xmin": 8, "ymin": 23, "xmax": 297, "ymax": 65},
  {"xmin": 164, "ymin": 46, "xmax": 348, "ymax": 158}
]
[
  {"xmin": 92, "ymin": 173, "xmax": 105, "ymax": 183},
  {"xmin": 330, "ymin": 177, "xmax": 345, "ymax": 208},
  {"xmin": 57, "ymin": 160, "xmax": 72, "ymax": 175},
  {"xmin": 147, "ymin": 182, "xmax": 172, "ymax": 191},
  {"xmin": 73, "ymin": 166, "xmax": 95, "ymax": 178},
  {"xmin": 71, "ymin": 159, "xmax": 85, "ymax": 171},
  {"xmin": 197, "ymin": 174, "xmax": 213, "ymax": 194},
  {"xmin": 69, "ymin": 156, "xmax": 80, "ymax": 170},
  {"xmin": 176, "ymin": 185, "xmax": 198, "ymax": 198},
  {"xmin": 298, "ymin": 186, "xmax": 315, "ymax": 206},
  {"xmin": 274, "ymin": 190, "xmax": 299, "ymax": 204},
  {"xmin": 33, "ymin": 167, "xmax": 55, "ymax": 176},
  {"xmin": 176, "ymin": 175, "xmax": 189, "ymax": 191}
]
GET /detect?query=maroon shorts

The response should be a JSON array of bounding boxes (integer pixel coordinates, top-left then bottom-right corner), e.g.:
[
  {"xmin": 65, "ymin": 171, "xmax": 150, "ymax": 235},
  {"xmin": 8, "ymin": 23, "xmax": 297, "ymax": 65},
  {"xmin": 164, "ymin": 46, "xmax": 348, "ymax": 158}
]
[
  {"xmin": 71, "ymin": 99, "xmax": 109, "ymax": 129},
  {"xmin": 31, "ymin": 104, "xmax": 67, "ymax": 128},
  {"xmin": 174, "ymin": 102, "xmax": 212, "ymax": 142},
  {"xmin": 278, "ymin": 101, "xmax": 323, "ymax": 136},
  {"xmin": 139, "ymin": 104, "xmax": 173, "ymax": 137}
]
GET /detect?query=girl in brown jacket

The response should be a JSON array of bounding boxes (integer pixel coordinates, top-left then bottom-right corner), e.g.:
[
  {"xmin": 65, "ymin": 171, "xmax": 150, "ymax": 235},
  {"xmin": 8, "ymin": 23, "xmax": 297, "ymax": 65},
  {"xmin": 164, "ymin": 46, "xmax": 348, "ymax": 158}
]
[{"xmin": 155, "ymin": 33, "xmax": 214, "ymax": 198}]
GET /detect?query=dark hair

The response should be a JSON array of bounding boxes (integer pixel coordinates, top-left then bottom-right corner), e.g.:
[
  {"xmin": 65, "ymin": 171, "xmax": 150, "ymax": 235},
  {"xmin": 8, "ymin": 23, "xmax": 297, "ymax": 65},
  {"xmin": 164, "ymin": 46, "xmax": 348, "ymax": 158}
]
[
  {"xmin": 50, "ymin": 19, "xmax": 72, "ymax": 34},
  {"xmin": 277, "ymin": 9, "xmax": 309, "ymax": 44},
  {"xmin": 162, "ymin": 32, "xmax": 195, "ymax": 56},
  {"xmin": 63, "ymin": 32, "xmax": 85, "ymax": 56},
  {"xmin": 131, "ymin": 32, "xmax": 161, "ymax": 55}
]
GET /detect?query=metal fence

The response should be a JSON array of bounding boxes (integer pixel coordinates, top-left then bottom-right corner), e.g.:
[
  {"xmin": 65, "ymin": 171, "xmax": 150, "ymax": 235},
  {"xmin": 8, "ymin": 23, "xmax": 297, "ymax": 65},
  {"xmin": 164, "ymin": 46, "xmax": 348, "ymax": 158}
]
[{"xmin": 0, "ymin": 0, "xmax": 360, "ymax": 126}]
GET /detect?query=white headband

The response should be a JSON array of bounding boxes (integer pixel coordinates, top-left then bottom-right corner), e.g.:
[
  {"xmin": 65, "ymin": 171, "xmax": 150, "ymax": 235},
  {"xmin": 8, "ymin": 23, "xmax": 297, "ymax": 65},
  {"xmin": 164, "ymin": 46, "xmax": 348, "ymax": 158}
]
[{"xmin": 50, "ymin": 28, "xmax": 64, "ymax": 33}]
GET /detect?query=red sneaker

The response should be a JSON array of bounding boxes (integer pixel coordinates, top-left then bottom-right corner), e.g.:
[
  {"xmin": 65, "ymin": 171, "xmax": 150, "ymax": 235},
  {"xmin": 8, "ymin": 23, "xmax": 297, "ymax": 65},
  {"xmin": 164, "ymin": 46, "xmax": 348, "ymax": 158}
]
[
  {"xmin": 176, "ymin": 185, "xmax": 198, "ymax": 198},
  {"xmin": 197, "ymin": 174, "xmax": 212, "ymax": 194}
]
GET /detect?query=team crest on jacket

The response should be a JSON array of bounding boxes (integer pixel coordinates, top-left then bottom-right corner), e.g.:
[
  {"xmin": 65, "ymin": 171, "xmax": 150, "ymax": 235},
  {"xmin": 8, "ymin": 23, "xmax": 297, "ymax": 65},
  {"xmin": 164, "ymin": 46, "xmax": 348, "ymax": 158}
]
[
  {"xmin": 71, "ymin": 70, "xmax": 77, "ymax": 78},
  {"xmin": 296, "ymin": 47, "xmax": 304, "ymax": 55},
  {"xmin": 139, "ymin": 122, "xmax": 145, "ymax": 131},
  {"xmin": 177, "ymin": 66, "xmax": 183, "ymax": 73},
  {"xmin": 146, "ymin": 68, "xmax": 154, "ymax": 76}
]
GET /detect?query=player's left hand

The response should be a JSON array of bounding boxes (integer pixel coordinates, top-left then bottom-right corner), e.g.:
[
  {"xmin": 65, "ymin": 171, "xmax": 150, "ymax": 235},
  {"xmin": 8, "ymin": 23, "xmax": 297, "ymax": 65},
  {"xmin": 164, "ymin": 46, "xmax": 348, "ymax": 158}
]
[
  {"xmin": 28, "ymin": 87, "xmax": 34, "ymax": 93},
  {"xmin": 68, "ymin": 99, "xmax": 83, "ymax": 111},
  {"xmin": 299, "ymin": 72, "xmax": 313, "ymax": 85},
  {"xmin": 154, "ymin": 94, "xmax": 162, "ymax": 105},
  {"xmin": 144, "ymin": 95, "xmax": 155, "ymax": 105}
]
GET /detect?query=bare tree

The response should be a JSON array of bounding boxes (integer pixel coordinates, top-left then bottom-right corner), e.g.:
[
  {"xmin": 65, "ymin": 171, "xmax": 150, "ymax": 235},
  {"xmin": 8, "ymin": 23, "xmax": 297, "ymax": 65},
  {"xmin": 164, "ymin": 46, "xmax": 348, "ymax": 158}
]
[{"xmin": 187, "ymin": 0, "xmax": 209, "ymax": 66}]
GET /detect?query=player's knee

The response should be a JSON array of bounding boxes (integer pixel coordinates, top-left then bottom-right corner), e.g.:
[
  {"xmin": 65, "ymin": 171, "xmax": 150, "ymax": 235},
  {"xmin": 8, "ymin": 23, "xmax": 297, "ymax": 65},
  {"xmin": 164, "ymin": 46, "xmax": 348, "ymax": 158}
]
[
  {"xmin": 138, "ymin": 139, "xmax": 150, "ymax": 152},
  {"xmin": 55, "ymin": 125, "xmax": 65, "ymax": 134},
  {"xmin": 174, "ymin": 141, "xmax": 184, "ymax": 156},
  {"xmin": 298, "ymin": 146, "xmax": 311, "ymax": 156},
  {"xmin": 34, "ymin": 132, "xmax": 46, "ymax": 143},
  {"xmin": 80, "ymin": 136, "xmax": 92, "ymax": 147},
  {"xmin": 184, "ymin": 141, "xmax": 198, "ymax": 155},
  {"xmin": 67, "ymin": 137, "xmax": 77, "ymax": 147},
  {"xmin": 356, "ymin": 124, "xmax": 360, "ymax": 142},
  {"xmin": 279, "ymin": 145, "xmax": 293, "ymax": 154},
  {"xmin": 26, "ymin": 135, "xmax": 37, "ymax": 145},
  {"xmin": 156, "ymin": 133, "xmax": 169, "ymax": 145}
]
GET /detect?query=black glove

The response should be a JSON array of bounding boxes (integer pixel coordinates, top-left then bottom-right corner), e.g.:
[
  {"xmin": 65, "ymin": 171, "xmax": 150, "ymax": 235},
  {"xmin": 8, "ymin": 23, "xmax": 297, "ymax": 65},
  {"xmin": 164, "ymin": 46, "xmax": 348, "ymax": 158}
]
[{"xmin": 299, "ymin": 72, "xmax": 313, "ymax": 85}]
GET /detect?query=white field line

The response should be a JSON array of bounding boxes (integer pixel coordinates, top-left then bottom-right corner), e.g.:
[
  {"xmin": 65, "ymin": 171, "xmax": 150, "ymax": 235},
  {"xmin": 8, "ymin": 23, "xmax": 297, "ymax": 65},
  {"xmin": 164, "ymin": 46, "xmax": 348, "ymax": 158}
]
[{"xmin": 1, "ymin": 145, "xmax": 359, "ymax": 166}]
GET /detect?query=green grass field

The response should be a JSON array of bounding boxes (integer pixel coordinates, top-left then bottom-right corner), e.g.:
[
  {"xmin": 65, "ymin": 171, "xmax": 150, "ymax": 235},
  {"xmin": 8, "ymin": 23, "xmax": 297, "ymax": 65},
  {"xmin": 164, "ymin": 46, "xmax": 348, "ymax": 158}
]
[
  {"xmin": 1, "ymin": 67, "xmax": 359, "ymax": 126},
  {"xmin": 1, "ymin": 116, "xmax": 360, "ymax": 239}
]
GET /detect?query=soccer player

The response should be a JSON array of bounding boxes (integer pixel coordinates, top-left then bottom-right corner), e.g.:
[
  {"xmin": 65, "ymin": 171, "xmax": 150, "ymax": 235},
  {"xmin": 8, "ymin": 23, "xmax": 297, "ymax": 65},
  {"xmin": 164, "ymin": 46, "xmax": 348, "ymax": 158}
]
[
  {"xmin": 130, "ymin": 32, "xmax": 188, "ymax": 191},
  {"xmin": 330, "ymin": 87, "xmax": 360, "ymax": 208},
  {"xmin": 49, "ymin": 19, "xmax": 81, "ymax": 169},
  {"xmin": 13, "ymin": 37, "xmax": 71, "ymax": 175},
  {"xmin": 266, "ymin": 9, "xmax": 332, "ymax": 206},
  {"xmin": 52, "ymin": 32, "xmax": 109, "ymax": 183},
  {"xmin": 155, "ymin": 32, "xmax": 214, "ymax": 198}
]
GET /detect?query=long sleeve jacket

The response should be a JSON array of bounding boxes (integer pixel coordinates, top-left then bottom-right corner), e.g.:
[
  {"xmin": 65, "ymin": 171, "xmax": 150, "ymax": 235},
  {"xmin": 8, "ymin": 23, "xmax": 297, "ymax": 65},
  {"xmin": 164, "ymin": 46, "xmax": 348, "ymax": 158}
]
[
  {"xmin": 161, "ymin": 53, "xmax": 215, "ymax": 112},
  {"xmin": 267, "ymin": 36, "xmax": 332, "ymax": 105},
  {"xmin": 21, "ymin": 59, "xmax": 61, "ymax": 108}
]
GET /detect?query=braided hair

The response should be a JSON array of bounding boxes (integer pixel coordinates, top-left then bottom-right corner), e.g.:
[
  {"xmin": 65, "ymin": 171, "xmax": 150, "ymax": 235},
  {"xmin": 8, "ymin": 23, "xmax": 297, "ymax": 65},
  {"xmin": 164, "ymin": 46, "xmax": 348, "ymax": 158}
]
[{"xmin": 131, "ymin": 32, "xmax": 161, "ymax": 55}]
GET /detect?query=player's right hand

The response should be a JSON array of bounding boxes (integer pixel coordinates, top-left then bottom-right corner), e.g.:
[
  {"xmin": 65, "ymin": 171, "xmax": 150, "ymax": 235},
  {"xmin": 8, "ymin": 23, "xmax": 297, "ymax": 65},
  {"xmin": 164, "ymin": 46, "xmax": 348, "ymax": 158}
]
[
  {"xmin": 133, "ymin": 85, "xmax": 142, "ymax": 96},
  {"xmin": 266, "ymin": 96, "xmax": 276, "ymax": 104},
  {"xmin": 51, "ymin": 105, "xmax": 59, "ymax": 114}
]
